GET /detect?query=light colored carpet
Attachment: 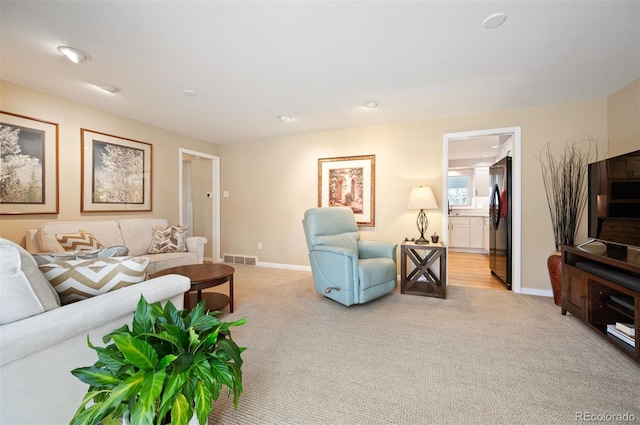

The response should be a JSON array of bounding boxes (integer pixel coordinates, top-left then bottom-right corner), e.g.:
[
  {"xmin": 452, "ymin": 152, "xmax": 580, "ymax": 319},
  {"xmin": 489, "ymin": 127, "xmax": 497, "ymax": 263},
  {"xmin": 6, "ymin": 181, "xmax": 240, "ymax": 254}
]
[{"xmin": 206, "ymin": 264, "xmax": 640, "ymax": 425}]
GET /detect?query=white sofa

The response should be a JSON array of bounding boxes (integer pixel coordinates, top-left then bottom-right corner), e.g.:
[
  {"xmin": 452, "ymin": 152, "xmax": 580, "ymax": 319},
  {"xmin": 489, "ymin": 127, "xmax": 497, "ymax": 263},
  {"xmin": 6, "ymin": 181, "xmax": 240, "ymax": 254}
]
[
  {"xmin": 26, "ymin": 218, "xmax": 207, "ymax": 274},
  {"xmin": 0, "ymin": 238, "xmax": 191, "ymax": 424}
]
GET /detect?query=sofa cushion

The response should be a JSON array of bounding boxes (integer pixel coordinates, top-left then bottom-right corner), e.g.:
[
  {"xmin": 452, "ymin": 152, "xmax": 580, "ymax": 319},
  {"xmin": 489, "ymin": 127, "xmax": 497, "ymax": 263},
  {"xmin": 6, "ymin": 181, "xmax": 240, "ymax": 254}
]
[
  {"xmin": 39, "ymin": 256, "xmax": 150, "ymax": 305},
  {"xmin": 147, "ymin": 225, "xmax": 188, "ymax": 254},
  {"xmin": 145, "ymin": 251, "xmax": 199, "ymax": 275},
  {"xmin": 358, "ymin": 258, "xmax": 398, "ymax": 289},
  {"xmin": 118, "ymin": 218, "xmax": 169, "ymax": 256},
  {"xmin": 38, "ymin": 221, "xmax": 124, "ymax": 252},
  {"xmin": 0, "ymin": 238, "xmax": 60, "ymax": 324}
]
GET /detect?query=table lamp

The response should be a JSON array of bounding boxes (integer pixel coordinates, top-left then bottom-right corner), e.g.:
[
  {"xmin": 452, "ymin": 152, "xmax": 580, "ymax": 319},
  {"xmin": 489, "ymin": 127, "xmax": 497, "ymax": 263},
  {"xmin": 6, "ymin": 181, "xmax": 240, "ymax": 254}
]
[{"xmin": 407, "ymin": 186, "xmax": 438, "ymax": 243}]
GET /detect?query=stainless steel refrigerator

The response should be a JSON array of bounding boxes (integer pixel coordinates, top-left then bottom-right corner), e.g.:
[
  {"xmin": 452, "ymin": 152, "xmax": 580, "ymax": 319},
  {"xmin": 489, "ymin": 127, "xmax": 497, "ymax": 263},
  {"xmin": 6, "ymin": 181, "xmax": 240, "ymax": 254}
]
[{"xmin": 489, "ymin": 156, "xmax": 512, "ymax": 289}]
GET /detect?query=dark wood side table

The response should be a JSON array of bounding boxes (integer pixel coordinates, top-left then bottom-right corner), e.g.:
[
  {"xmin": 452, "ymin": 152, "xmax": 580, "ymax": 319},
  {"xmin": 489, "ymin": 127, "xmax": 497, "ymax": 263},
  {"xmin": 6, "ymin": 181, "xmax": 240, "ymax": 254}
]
[
  {"xmin": 400, "ymin": 241, "xmax": 447, "ymax": 299},
  {"xmin": 150, "ymin": 263, "xmax": 234, "ymax": 312}
]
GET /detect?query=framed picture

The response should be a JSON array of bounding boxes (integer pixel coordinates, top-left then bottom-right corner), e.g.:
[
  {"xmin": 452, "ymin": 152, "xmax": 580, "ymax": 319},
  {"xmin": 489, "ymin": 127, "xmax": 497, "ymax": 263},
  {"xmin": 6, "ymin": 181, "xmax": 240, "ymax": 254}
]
[
  {"xmin": 318, "ymin": 154, "xmax": 375, "ymax": 226},
  {"xmin": 81, "ymin": 129, "xmax": 152, "ymax": 212},
  {"xmin": 0, "ymin": 111, "xmax": 59, "ymax": 215}
]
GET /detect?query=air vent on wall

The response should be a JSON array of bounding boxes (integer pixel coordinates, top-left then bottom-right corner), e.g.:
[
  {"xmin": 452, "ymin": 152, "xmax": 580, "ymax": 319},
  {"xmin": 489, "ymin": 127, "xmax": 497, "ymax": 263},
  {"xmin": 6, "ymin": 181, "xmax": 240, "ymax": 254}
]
[{"xmin": 223, "ymin": 254, "xmax": 257, "ymax": 266}]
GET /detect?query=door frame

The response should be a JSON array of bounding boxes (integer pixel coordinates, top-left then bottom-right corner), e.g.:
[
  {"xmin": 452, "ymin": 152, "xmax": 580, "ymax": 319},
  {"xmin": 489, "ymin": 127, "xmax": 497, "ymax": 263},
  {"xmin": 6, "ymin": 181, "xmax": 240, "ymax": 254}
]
[
  {"xmin": 178, "ymin": 149, "xmax": 221, "ymax": 262},
  {"xmin": 443, "ymin": 127, "xmax": 522, "ymax": 293}
]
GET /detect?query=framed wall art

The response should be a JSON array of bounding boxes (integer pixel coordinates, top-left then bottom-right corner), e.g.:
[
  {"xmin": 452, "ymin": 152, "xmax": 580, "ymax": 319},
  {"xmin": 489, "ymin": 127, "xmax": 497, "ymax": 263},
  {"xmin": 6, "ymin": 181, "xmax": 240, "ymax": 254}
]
[
  {"xmin": 318, "ymin": 154, "xmax": 375, "ymax": 226},
  {"xmin": 81, "ymin": 129, "xmax": 152, "ymax": 212},
  {"xmin": 0, "ymin": 111, "xmax": 59, "ymax": 215}
]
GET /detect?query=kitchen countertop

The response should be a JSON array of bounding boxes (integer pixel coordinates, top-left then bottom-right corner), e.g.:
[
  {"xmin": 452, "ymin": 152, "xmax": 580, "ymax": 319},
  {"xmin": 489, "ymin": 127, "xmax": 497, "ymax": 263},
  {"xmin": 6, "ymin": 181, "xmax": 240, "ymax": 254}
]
[{"xmin": 449, "ymin": 213, "xmax": 489, "ymax": 217}]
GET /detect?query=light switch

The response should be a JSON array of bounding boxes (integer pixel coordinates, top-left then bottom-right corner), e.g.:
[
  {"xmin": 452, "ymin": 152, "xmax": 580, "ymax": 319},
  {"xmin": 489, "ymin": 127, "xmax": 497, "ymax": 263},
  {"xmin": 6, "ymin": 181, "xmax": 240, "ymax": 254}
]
[{"xmin": 223, "ymin": 191, "xmax": 229, "ymax": 198}]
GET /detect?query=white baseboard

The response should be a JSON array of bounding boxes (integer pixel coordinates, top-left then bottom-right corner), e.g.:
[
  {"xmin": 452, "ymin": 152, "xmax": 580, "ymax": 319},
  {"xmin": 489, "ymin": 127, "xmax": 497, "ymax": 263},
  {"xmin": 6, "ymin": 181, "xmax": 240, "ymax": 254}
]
[
  {"xmin": 216, "ymin": 259, "xmax": 553, "ymax": 297},
  {"xmin": 520, "ymin": 287, "xmax": 553, "ymax": 298},
  {"xmin": 256, "ymin": 261, "xmax": 311, "ymax": 272}
]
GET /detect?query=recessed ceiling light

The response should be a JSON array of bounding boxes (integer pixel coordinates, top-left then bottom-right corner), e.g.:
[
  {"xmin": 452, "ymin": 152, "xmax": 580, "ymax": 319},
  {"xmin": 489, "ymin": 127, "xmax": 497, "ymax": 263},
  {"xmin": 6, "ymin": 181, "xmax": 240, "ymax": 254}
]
[
  {"xmin": 57, "ymin": 46, "xmax": 91, "ymax": 63},
  {"xmin": 491, "ymin": 145, "xmax": 500, "ymax": 149},
  {"xmin": 365, "ymin": 101, "xmax": 378, "ymax": 109},
  {"xmin": 183, "ymin": 90, "xmax": 197, "ymax": 97},
  {"xmin": 482, "ymin": 13, "xmax": 507, "ymax": 30},
  {"xmin": 279, "ymin": 115, "xmax": 294, "ymax": 122},
  {"xmin": 97, "ymin": 84, "xmax": 121, "ymax": 94}
]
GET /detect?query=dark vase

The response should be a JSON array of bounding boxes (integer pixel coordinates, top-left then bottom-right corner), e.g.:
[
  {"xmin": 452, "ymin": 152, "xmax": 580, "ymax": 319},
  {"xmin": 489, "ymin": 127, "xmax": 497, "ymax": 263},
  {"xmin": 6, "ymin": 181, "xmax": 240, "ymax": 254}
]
[{"xmin": 547, "ymin": 251, "xmax": 562, "ymax": 306}]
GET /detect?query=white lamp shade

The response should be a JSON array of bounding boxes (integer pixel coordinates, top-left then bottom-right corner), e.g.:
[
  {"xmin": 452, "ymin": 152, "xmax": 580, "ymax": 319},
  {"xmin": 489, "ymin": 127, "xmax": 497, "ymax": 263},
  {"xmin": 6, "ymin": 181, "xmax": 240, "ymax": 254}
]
[{"xmin": 407, "ymin": 186, "xmax": 438, "ymax": 210}]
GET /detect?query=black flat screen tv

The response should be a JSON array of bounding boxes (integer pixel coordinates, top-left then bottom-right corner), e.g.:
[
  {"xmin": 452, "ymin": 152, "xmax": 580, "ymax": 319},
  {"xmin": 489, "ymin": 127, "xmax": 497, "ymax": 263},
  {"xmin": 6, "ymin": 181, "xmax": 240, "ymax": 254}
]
[{"xmin": 587, "ymin": 149, "xmax": 640, "ymax": 249}]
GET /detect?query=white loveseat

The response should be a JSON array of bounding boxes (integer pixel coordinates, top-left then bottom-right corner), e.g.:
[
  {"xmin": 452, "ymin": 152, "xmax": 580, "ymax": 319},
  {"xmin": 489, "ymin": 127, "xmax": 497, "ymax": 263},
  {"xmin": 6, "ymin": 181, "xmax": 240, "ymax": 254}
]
[
  {"xmin": 0, "ymin": 238, "xmax": 191, "ymax": 424},
  {"xmin": 26, "ymin": 218, "xmax": 207, "ymax": 274}
]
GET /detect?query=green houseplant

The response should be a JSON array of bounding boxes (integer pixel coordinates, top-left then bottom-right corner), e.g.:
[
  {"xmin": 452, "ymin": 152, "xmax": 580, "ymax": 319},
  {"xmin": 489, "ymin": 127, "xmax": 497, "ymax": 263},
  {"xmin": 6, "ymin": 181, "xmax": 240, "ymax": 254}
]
[
  {"xmin": 537, "ymin": 135, "xmax": 599, "ymax": 305},
  {"xmin": 70, "ymin": 296, "xmax": 246, "ymax": 425}
]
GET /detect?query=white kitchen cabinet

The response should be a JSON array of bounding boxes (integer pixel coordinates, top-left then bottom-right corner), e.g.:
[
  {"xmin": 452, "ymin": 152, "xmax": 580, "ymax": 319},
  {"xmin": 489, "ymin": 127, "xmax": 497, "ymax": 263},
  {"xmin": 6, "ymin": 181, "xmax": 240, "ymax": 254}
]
[
  {"xmin": 449, "ymin": 215, "xmax": 488, "ymax": 252},
  {"xmin": 474, "ymin": 167, "xmax": 490, "ymax": 197},
  {"xmin": 483, "ymin": 217, "xmax": 490, "ymax": 253},
  {"xmin": 469, "ymin": 217, "xmax": 484, "ymax": 248},
  {"xmin": 449, "ymin": 216, "xmax": 470, "ymax": 248}
]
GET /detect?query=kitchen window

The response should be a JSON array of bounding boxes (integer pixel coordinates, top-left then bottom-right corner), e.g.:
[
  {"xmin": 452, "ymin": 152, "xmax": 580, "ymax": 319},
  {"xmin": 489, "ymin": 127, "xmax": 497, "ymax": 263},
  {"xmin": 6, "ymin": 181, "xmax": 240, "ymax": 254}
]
[{"xmin": 448, "ymin": 170, "xmax": 473, "ymax": 207}]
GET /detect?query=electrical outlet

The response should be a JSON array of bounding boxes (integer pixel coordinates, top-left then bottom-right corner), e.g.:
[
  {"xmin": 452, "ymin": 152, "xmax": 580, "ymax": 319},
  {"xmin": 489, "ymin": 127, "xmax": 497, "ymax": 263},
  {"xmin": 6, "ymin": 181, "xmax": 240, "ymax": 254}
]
[{"xmin": 257, "ymin": 242, "xmax": 262, "ymax": 250}]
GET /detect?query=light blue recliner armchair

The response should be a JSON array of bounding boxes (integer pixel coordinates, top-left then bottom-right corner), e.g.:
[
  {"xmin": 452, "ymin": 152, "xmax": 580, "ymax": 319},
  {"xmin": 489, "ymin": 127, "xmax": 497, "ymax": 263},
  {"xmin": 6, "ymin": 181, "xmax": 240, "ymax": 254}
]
[{"xmin": 302, "ymin": 207, "xmax": 398, "ymax": 306}]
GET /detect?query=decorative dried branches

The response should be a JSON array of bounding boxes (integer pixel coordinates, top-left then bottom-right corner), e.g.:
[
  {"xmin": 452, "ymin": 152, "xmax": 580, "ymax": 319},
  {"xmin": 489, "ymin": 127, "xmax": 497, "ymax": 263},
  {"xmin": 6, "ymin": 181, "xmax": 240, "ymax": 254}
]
[{"xmin": 537, "ymin": 135, "xmax": 599, "ymax": 251}]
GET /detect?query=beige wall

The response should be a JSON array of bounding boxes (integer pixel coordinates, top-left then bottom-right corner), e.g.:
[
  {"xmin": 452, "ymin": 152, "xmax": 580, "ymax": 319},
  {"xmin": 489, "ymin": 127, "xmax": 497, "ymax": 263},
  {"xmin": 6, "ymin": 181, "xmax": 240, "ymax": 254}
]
[
  {"xmin": 189, "ymin": 157, "xmax": 213, "ymax": 259},
  {"xmin": 0, "ymin": 80, "xmax": 220, "ymax": 245},
  {"xmin": 220, "ymin": 97, "xmax": 622, "ymax": 293},
  {"xmin": 607, "ymin": 78, "xmax": 640, "ymax": 156},
  {"xmin": 3, "ymin": 78, "xmax": 638, "ymax": 293}
]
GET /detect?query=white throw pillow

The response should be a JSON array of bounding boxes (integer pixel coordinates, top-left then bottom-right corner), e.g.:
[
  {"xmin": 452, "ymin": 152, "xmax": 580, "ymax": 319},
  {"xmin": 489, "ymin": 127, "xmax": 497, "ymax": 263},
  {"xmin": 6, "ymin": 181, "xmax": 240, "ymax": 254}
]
[
  {"xmin": 0, "ymin": 244, "xmax": 45, "ymax": 324},
  {"xmin": 0, "ymin": 238, "xmax": 65, "ymax": 325},
  {"xmin": 0, "ymin": 238, "xmax": 60, "ymax": 319}
]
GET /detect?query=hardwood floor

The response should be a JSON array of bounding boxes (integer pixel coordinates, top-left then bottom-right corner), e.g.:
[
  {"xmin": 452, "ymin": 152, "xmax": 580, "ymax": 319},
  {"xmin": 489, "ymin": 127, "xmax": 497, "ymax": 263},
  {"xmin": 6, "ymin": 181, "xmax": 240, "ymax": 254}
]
[{"xmin": 448, "ymin": 251, "xmax": 507, "ymax": 290}]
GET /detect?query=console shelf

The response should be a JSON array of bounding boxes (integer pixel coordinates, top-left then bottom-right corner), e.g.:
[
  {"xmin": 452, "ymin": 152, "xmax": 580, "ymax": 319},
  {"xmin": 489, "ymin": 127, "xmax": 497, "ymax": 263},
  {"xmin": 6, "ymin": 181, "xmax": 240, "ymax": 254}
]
[{"xmin": 561, "ymin": 244, "xmax": 639, "ymax": 364}]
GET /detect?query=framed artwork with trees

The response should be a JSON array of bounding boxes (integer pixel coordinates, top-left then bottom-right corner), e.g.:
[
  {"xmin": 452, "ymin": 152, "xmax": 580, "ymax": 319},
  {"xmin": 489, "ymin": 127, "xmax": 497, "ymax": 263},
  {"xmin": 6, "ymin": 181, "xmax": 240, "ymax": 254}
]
[
  {"xmin": 0, "ymin": 111, "xmax": 59, "ymax": 215},
  {"xmin": 81, "ymin": 129, "xmax": 152, "ymax": 212}
]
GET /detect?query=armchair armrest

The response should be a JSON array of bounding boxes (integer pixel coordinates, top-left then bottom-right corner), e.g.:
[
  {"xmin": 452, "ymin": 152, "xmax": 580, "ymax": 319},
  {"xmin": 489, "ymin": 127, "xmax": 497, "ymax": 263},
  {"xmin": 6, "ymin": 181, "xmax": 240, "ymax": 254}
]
[
  {"xmin": 309, "ymin": 245, "xmax": 360, "ymax": 286},
  {"xmin": 186, "ymin": 236, "xmax": 207, "ymax": 263},
  {"xmin": 358, "ymin": 240, "xmax": 397, "ymax": 261}
]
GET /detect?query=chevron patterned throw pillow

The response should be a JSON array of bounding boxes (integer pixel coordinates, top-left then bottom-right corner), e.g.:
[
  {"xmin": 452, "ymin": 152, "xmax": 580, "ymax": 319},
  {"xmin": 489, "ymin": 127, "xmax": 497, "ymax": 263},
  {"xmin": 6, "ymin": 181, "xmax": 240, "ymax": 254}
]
[
  {"xmin": 56, "ymin": 230, "xmax": 105, "ymax": 251},
  {"xmin": 39, "ymin": 257, "xmax": 150, "ymax": 305},
  {"xmin": 147, "ymin": 225, "xmax": 188, "ymax": 254}
]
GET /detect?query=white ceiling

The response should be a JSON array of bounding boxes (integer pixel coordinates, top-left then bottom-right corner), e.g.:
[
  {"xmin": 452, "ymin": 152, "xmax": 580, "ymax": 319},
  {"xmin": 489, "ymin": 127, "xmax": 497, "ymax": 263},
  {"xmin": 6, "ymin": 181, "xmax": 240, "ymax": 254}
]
[
  {"xmin": 1, "ymin": 1, "xmax": 638, "ymax": 145},
  {"xmin": 448, "ymin": 135, "xmax": 502, "ymax": 161}
]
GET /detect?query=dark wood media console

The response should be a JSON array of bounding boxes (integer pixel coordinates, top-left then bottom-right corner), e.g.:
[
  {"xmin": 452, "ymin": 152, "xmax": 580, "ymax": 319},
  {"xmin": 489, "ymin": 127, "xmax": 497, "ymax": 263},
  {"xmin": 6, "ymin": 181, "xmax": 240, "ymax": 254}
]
[{"xmin": 562, "ymin": 244, "xmax": 639, "ymax": 364}]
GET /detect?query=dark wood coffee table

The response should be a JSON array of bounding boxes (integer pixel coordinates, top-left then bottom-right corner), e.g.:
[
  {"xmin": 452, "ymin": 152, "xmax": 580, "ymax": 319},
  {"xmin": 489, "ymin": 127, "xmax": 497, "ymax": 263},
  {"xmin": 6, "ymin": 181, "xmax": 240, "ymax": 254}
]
[{"xmin": 150, "ymin": 263, "xmax": 234, "ymax": 312}]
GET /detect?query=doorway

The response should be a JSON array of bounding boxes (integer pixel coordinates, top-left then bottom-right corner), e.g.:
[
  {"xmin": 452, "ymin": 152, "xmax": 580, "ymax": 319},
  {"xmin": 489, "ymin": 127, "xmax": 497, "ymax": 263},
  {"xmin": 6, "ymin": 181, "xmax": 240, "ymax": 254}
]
[
  {"xmin": 442, "ymin": 127, "xmax": 522, "ymax": 293},
  {"xmin": 179, "ymin": 149, "xmax": 220, "ymax": 262}
]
